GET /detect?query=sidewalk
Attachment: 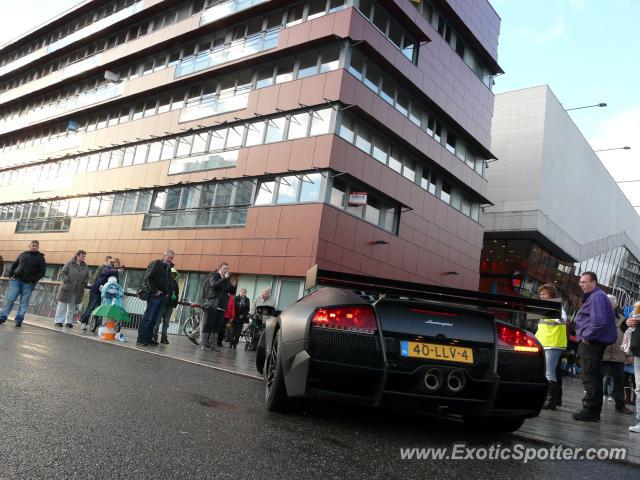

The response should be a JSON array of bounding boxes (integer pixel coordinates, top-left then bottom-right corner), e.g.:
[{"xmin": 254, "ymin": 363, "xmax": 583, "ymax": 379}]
[
  {"xmin": 16, "ymin": 314, "xmax": 640, "ymax": 465},
  {"xmin": 514, "ymin": 377, "xmax": 640, "ymax": 464}
]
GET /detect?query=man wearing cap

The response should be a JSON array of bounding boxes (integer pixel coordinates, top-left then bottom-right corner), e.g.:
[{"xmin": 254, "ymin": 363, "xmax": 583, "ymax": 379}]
[
  {"xmin": 153, "ymin": 267, "xmax": 179, "ymax": 345},
  {"xmin": 0, "ymin": 240, "xmax": 46, "ymax": 327}
]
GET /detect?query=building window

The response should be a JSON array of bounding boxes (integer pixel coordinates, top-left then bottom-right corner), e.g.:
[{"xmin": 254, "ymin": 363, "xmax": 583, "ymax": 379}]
[
  {"xmin": 440, "ymin": 181, "xmax": 451, "ymax": 204},
  {"xmin": 255, "ymin": 181, "xmax": 275, "ymax": 205},
  {"xmin": 276, "ymin": 176, "xmax": 300, "ymax": 204}
]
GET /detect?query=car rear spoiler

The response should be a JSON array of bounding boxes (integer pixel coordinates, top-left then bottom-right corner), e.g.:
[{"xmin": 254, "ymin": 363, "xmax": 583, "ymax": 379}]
[{"xmin": 304, "ymin": 265, "xmax": 561, "ymax": 318}]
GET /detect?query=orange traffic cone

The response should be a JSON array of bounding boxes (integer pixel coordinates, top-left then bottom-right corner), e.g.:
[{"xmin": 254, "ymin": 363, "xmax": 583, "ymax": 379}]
[{"xmin": 100, "ymin": 320, "xmax": 116, "ymax": 340}]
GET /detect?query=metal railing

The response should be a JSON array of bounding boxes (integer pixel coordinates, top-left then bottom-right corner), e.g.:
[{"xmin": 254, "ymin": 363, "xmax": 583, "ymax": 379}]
[
  {"xmin": 0, "ymin": 277, "xmax": 195, "ymax": 336},
  {"xmin": 175, "ymin": 27, "xmax": 279, "ymax": 78},
  {"xmin": 0, "ymin": 83, "xmax": 124, "ymax": 135},
  {"xmin": 200, "ymin": 0, "xmax": 270, "ymax": 26},
  {"xmin": 46, "ymin": 2, "xmax": 143, "ymax": 54}
]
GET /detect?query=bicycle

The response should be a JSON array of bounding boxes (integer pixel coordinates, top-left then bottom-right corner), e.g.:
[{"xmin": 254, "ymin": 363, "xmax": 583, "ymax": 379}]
[{"xmin": 182, "ymin": 303, "xmax": 202, "ymax": 345}]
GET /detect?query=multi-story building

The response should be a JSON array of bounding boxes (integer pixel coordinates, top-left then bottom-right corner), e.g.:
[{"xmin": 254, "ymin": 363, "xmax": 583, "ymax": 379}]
[
  {"xmin": 482, "ymin": 85, "xmax": 640, "ymax": 324},
  {"xmin": 0, "ymin": 0, "xmax": 501, "ymax": 311}
]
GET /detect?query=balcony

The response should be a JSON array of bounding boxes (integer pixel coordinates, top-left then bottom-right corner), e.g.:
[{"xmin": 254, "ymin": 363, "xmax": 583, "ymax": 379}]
[
  {"xmin": 179, "ymin": 89, "xmax": 250, "ymax": 123},
  {"xmin": 0, "ymin": 82, "xmax": 124, "ymax": 135},
  {"xmin": 200, "ymin": 0, "xmax": 269, "ymax": 27},
  {"xmin": 15, "ymin": 217, "xmax": 71, "ymax": 233},
  {"xmin": 46, "ymin": 2, "xmax": 144, "ymax": 55},
  {"xmin": 0, "ymin": 49, "xmax": 44, "ymax": 78},
  {"xmin": 142, "ymin": 205, "xmax": 249, "ymax": 230},
  {"xmin": 62, "ymin": 53, "xmax": 103, "ymax": 80},
  {"xmin": 175, "ymin": 27, "xmax": 279, "ymax": 78},
  {"xmin": 168, "ymin": 150, "xmax": 238, "ymax": 175}
]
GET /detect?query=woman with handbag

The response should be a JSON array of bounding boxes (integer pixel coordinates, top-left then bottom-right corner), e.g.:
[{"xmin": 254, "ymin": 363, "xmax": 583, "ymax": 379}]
[
  {"xmin": 54, "ymin": 250, "xmax": 89, "ymax": 327},
  {"xmin": 199, "ymin": 262, "xmax": 236, "ymax": 351}
]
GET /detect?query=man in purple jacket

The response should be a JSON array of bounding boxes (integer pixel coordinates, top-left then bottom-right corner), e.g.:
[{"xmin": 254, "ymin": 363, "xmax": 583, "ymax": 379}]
[{"xmin": 572, "ymin": 271, "xmax": 618, "ymax": 422}]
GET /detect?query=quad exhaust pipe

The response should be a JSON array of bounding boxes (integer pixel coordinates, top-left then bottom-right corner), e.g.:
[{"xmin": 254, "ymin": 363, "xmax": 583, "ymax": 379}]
[
  {"xmin": 424, "ymin": 368, "xmax": 443, "ymax": 391},
  {"xmin": 447, "ymin": 370, "xmax": 466, "ymax": 393},
  {"xmin": 423, "ymin": 369, "xmax": 466, "ymax": 393}
]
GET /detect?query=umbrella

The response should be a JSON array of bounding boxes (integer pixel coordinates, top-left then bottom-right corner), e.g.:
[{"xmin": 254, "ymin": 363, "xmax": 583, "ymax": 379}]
[{"xmin": 91, "ymin": 303, "xmax": 129, "ymax": 322}]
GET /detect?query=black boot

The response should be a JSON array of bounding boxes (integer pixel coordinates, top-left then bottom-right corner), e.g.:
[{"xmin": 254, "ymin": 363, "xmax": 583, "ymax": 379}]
[
  {"xmin": 161, "ymin": 336, "xmax": 169, "ymax": 344},
  {"xmin": 543, "ymin": 381, "xmax": 558, "ymax": 410},
  {"xmin": 556, "ymin": 372, "xmax": 563, "ymax": 406}
]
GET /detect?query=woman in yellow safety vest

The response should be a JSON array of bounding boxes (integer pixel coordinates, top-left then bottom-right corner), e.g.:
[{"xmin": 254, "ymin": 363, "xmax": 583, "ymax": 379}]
[{"xmin": 536, "ymin": 283, "xmax": 567, "ymax": 409}]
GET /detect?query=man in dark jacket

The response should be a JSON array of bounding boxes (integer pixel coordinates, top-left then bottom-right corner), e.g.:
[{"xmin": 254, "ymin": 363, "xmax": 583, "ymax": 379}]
[
  {"xmin": 200, "ymin": 262, "xmax": 236, "ymax": 351},
  {"xmin": 230, "ymin": 288, "xmax": 250, "ymax": 348},
  {"xmin": 136, "ymin": 249, "xmax": 175, "ymax": 346},
  {"xmin": 153, "ymin": 268, "xmax": 179, "ymax": 345},
  {"xmin": 572, "ymin": 271, "xmax": 617, "ymax": 422},
  {"xmin": 0, "ymin": 240, "xmax": 46, "ymax": 327}
]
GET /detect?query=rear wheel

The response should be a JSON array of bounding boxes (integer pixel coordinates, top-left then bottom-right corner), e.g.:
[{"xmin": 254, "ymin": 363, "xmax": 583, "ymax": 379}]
[
  {"xmin": 464, "ymin": 416, "xmax": 526, "ymax": 433},
  {"xmin": 264, "ymin": 329, "xmax": 289, "ymax": 412}
]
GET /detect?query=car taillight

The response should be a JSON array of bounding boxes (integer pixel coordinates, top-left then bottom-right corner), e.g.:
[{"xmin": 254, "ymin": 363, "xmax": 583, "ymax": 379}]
[
  {"xmin": 496, "ymin": 324, "xmax": 541, "ymax": 353},
  {"xmin": 311, "ymin": 306, "xmax": 377, "ymax": 334}
]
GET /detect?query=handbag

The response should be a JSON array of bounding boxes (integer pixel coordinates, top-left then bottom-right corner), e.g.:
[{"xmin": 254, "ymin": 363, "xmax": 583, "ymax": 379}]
[
  {"xmin": 621, "ymin": 328, "xmax": 634, "ymax": 355},
  {"xmin": 201, "ymin": 296, "xmax": 219, "ymax": 312}
]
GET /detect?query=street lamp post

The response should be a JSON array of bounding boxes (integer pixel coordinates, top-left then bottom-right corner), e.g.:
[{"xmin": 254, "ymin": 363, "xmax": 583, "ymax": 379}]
[
  {"xmin": 594, "ymin": 146, "xmax": 631, "ymax": 153},
  {"xmin": 565, "ymin": 102, "xmax": 607, "ymax": 112}
]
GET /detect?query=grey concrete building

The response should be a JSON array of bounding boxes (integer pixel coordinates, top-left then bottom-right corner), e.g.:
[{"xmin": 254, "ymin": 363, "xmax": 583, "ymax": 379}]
[{"xmin": 481, "ymin": 85, "xmax": 640, "ymax": 315}]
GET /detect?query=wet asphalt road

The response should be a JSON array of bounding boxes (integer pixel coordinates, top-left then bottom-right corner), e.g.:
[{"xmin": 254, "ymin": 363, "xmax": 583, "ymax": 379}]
[{"xmin": 1, "ymin": 324, "xmax": 638, "ymax": 480}]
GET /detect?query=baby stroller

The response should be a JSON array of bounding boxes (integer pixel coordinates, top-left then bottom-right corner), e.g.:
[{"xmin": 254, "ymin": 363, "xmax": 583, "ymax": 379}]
[
  {"xmin": 89, "ymin": 277, "xmax": 126, "ymax": 333},
  {"xmin": 244, "ymin": 305, "xmax": 276, "ymax": 351}
]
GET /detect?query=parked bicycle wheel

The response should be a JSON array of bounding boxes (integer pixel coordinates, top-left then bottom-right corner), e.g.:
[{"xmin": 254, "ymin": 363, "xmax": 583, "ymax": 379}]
[
  {"xmin": 89, "ymin": 316, "xmax": 102, "ymax": 333},
  {"xmin": 183, "ymin": 316, "xmax": 200, "ymax": 345}
]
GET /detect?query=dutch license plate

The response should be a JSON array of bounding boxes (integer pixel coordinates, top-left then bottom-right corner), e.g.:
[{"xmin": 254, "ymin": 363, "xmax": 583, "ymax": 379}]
[{"xmin": 400, "ymin": 341, "xmax": 474, "ymax": 364}]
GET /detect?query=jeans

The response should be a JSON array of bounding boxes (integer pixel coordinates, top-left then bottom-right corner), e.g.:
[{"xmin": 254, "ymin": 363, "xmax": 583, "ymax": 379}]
[
  {"xmin": 81, "ymin": 290, "xmax": 101, "ymax": 324},
  {"xmin": 137, "ymin": 295, "xmax": 166, "ymax": 343},
  {"xmin": 544, "ymin": 348, "xmax": 564, "ymax": 382},
  {"xmin": 153, "ymin": 306, "xmax": 173, "ymax": 340},
  {"xmin": 602, "ymin": 362, "xmax": 625, "ymax": 407},
  {"xmin": 635, "ymin": 357, "xmax": 640, "ymax": 423},
  {"xmin": 578, "ymin": 341, "xmax": 607, "ymax": 414},
  {"xmin": 0, "ymin": 279, "xmax": 36, "ymax": 323}
]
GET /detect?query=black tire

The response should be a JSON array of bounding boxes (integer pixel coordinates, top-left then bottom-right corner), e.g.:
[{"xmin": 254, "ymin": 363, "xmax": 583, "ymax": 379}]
[
  {"xmin": 464, "ymin": 416, "xmax": 526, "ymax": 433},
  {"xmin": 183, "ymin": 317, "xmax": 199, "ymax": 345},
  {"xmin": 264, "ymin": 329, "xmax": 289, "ymax": 412}
]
